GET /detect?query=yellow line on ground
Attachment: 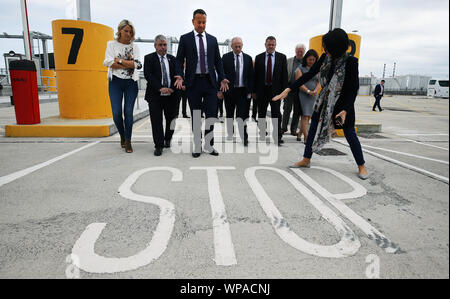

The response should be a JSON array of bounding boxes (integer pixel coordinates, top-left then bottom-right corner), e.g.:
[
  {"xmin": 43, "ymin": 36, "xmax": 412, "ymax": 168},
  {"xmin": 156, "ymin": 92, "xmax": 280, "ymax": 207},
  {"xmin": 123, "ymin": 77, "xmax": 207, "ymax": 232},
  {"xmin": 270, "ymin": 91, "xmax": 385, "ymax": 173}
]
[{"xmin": 134, "ymin": 119, "xmax": 150, "ymax": 132}]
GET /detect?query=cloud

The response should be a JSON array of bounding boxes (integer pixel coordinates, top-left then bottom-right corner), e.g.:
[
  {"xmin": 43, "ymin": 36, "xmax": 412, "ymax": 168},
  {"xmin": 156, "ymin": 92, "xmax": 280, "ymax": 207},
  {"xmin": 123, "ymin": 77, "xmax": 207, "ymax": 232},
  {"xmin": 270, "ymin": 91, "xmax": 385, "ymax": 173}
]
[{"xmin": 0, "ymin": 0, "xmax": 448, "ymax": 79}]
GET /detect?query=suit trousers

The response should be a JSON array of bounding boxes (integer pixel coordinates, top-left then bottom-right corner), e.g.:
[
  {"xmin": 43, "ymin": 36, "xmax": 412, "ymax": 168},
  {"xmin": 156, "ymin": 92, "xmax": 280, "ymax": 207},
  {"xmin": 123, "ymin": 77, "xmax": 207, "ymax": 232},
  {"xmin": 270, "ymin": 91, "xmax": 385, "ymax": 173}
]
[
  {"xmin": 373, "ymin": 96, "xmax": 383, "ymax": 111},
  {"xmin": 187, "ymin": 76, "xmax": 218, "ymax": 152},
  {"xmin": 224, "ymin": 87, "xmax": 250, "ymax": 142},
  {"xmin": 282, "ymin": 90, "xmax": 302, "ymax": 132},
  {"xmin": 303, "ymin": 111, "xmax": 365, "ymax": 166},
  {"xmin": 149, "ymin": 95, "xmax": 178, "ymax": 149},
  {"xmin": 257, "ymin": 85, "xmax": 282, "ymax": 142}
]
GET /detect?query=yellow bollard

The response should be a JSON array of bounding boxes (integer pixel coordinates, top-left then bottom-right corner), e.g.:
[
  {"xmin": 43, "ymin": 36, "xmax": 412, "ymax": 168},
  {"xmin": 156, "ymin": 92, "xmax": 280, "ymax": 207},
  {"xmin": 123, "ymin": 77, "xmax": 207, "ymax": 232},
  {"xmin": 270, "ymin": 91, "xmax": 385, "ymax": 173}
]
[
  {"xmin": 309, "ymin": 34, "xmax": 362, "ymax": 59},
  {"xmin": 42, "ymin": 69, "xmax": 57, "ymax": 92},
  {"xmin": 52, "ymin": 20, "xmax": 114, "ymax": 119}
]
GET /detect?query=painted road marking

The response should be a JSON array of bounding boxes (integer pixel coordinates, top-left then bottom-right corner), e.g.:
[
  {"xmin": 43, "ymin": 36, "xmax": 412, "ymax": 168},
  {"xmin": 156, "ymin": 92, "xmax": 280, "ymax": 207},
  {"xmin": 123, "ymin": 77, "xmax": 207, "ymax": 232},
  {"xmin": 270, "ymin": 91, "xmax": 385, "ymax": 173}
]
[
  {"xmin": 334, "ymin": 139, "xmax": 449, "ymax": 184},
  {"xmin": 191, "ymin": 167, "xmax": 238, "ymax": 266},
  {"xmin": 72, "ymin": 167, "xmax": 181, "ymax": 274},
  {"xmin": 0, "ymin": 141, "xmax": 100, "ymax": 188},
  {"xmin": 402, "ymin": 138, "xmax": 449, "ymax": 152},
  {"xmin": 292, "ymin": 167, "xmax": 400, "ymax": 254},
  {"xmin": 397, "ymin": 134, "xmax": 449, "ymax": 136},
  {"xmin": 362, "ymin": 144, "xmax": 449, "ymax": 165},
  {"xmin": 245, "ymin": 166, "xmax": 360, "ymax": 258}
]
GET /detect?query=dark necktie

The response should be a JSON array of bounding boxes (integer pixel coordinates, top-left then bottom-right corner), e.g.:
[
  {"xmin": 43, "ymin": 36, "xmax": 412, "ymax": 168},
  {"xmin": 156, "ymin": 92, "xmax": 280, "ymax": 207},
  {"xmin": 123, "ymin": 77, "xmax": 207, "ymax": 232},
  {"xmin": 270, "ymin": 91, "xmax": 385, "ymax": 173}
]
[
  {"xmin": 198, "ymin": 34, "xmax": 207, "ymax": 74},
  {"xmin": 161, "ymin": 56, "xmax": 169, "ymax": 87},
  {"xmin": 235, "ymin": 54, "xmax": 240, "ymax": 87},
  {"xmin": 266, "ymin": 53, "xmax": 273, "ymax": 85}
]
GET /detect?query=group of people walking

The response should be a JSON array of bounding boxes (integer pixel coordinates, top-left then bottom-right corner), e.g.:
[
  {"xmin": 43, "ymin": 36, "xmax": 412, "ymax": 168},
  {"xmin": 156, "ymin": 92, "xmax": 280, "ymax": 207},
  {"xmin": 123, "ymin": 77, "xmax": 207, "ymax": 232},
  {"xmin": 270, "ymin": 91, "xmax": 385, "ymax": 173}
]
[{"xmin": 103, "ymin": 9, "xmax": 370, "ymax": 179}]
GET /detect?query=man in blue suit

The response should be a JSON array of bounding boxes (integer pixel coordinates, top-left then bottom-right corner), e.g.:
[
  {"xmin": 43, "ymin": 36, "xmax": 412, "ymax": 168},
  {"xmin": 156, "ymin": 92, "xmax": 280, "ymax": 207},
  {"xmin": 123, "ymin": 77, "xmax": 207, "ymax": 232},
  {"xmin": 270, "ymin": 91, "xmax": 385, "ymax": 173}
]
[
  {"xmin": 222, "ymin": 37, "xmax": 254, "ymax": 146},
  {"xmin": 175, "ymin": 9, "xmax": 229, "ymax": 158}
]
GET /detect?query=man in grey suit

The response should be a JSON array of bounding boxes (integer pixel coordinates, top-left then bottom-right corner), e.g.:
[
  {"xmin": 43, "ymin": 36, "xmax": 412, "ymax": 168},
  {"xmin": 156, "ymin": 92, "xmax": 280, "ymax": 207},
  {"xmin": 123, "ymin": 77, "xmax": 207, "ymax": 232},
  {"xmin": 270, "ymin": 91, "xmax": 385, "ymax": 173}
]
[{"xmin": 281, "ymin": 44, "xmax": 305, "ymax": 136}]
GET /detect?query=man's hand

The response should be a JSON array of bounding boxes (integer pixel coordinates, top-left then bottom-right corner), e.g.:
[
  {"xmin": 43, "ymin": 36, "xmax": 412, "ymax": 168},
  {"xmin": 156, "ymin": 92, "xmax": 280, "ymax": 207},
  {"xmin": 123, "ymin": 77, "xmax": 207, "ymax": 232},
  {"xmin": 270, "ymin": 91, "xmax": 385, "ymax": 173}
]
[
  {"xmin": 335, "ymin": 110, "xmax": 347, "ymax": 125},
  {"xmin": 217, "ymin": 91, "xmax": 224, "ymax": 100},
  {"xmin": 252, "ymin": 93, "xmax": 257, "ymax": 100},
  {"xmin": 220, "ymin": 79, "xmax": 230, "ymax": 93},
  {"xmin": 160, "ymin": 88, "xmax": 173, "ymax": 95},
  {"xmin": 272, "ymin": 88, "xmax": 291, "ymax": 102},
  {"xmin": 174, "ymin": 76, "xmax": 184, "ymax": 90}
]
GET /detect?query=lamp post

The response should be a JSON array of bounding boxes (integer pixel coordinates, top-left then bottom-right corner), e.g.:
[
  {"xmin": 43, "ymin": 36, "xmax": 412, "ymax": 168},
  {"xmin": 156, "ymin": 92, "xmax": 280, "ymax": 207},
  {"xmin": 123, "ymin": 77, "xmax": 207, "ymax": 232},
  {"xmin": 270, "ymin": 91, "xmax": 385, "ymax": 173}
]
[{"xmin": 329, "ymin": 0, "xmax": 343, "ymax": 30}]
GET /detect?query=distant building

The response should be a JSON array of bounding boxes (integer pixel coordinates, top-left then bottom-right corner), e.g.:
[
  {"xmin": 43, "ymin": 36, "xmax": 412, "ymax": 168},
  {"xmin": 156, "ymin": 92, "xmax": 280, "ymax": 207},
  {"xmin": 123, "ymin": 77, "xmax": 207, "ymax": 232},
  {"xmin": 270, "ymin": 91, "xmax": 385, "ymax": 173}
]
[{"xmin": 359, "ymin": 75, "xmax": 432, "ymax": 96}]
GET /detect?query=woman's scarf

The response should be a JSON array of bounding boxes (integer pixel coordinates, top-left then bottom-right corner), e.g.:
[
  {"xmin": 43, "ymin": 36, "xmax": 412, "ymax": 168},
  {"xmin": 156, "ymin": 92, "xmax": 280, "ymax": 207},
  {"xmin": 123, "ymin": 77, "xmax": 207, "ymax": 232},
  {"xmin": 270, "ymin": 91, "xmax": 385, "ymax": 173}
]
[{"xmin": 311, "ymin": 53, "xmax": 350, "ymax": 153}]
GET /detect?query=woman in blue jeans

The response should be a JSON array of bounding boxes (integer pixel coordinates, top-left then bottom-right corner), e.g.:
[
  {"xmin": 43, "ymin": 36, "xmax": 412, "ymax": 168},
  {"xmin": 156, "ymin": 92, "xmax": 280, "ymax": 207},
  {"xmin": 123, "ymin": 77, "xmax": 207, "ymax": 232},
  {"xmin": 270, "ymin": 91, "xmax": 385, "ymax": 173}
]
[
  {"xmin": 104, "ymin": 20, "xmax": 142, "ymax": 153},
  {"xmin": 273, "ymin": 28, "xmax": 369, "ymax": 180}
]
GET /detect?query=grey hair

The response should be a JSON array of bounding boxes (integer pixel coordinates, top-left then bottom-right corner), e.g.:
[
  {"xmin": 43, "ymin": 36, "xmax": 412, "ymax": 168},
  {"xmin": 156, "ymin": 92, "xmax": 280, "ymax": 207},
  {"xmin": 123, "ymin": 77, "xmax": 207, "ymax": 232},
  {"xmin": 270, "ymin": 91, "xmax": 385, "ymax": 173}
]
[
  {"xmin": 231, "ymin": 37, "xmax": 243, "ymax": 44},
  {"xmin": 155, "ymin": 34, "xmax": 167, "ymax": 43},
  {"xmin": 295, "ymin": 43, "xmax": 306, "ymax": 50}
]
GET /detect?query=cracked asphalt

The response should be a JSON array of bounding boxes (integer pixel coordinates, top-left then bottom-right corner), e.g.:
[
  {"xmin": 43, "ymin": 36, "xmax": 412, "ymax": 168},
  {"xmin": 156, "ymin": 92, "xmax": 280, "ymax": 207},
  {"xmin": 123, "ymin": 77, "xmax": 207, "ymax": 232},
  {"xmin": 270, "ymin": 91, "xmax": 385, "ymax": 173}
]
[{"xmin": 0, "ymin": 95, "xmax": 448, "ymax": 278}]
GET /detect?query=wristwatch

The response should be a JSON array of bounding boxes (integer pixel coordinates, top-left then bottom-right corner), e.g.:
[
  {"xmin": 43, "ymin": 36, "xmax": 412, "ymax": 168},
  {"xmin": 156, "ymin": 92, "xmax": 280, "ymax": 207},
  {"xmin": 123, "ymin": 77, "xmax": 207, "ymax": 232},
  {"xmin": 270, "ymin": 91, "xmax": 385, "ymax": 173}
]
[
  {"xmin": 307, "ymin": 90, "xmax": 311, "ymax": 94},
  {"xmin": 119, "ymin": 59, "xmax": 123, "ymax": 65}
]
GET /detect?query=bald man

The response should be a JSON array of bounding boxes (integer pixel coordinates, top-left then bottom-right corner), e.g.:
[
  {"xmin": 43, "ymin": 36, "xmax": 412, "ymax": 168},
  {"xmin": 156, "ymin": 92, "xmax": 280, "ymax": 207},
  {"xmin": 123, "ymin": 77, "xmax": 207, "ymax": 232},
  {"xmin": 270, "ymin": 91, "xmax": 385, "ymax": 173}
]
[{"xmin": 221, "ymin": 37, "xmax": 254, "ymax": 146}]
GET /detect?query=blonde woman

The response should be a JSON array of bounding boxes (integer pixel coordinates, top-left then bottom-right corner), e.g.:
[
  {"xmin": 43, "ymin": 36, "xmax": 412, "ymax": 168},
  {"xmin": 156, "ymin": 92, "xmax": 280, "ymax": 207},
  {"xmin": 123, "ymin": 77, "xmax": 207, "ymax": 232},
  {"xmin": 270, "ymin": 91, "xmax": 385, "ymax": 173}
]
[{"xmin": 104, "ymin": 20, "xmax": 142, "ymax": 153}]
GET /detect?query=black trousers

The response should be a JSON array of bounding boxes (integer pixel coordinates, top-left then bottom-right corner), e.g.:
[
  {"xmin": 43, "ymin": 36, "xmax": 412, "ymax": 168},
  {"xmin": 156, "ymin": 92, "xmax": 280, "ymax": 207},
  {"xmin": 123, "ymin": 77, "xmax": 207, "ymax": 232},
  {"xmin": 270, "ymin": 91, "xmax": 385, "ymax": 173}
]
[
  {"xmin": 217, "ymin": 98, "xmax": 224, "ymax": 116},
  {"xmin": 251, "ymin": 97, "xmax": 258, "ymax": 120},
  {"xmin": 224, "ymin": 87, "xmax": 250, "ymax": 142},
  {"xmin": 179, "ymin": 90, "xmax": 189, "ymax": 117},
  {"xmin": 373, "ymin": 96, "xmax": 383, "ymax": 111},
  {"xmin": 187, "ymin": 76, "xmax": 218, "ymax": 152},
  {"xmin": 149, "ymin": 95, "xmax": 178, "ymax": 149},
  {"xmin": 257, "ymin": 85, "xmax": 282, "ymax": 142}
]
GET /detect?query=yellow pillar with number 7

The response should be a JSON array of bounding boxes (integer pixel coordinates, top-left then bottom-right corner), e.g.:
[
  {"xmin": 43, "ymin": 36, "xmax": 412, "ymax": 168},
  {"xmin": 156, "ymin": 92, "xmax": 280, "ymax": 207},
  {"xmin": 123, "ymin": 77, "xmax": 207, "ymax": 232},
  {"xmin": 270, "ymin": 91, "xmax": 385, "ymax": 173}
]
[{"xmin": 52, "ymin": 20, "xmax": 114, "ymax": 119}]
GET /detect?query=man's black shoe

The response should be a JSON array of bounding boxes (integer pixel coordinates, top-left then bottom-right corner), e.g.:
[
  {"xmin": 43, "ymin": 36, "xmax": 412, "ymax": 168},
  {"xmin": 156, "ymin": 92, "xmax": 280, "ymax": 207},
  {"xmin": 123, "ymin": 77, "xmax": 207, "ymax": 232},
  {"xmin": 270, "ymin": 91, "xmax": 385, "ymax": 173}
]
[
  {"xmin": 192, "ymin": 153, "xmax": 201, "ymax": 158},
  {"xmin": 278, "ymin": 139, "xmax": 285, "ymax": 144},
  {"xmin": 183, "ymin": 115, "xmax": 190, "ymax": 118},
  {"xmin": 205, "ymin": 148, "xmax": 219, "ymax": 156},
  {"xmin": 154, "ymin": 148, "xmax": 163, "ymax": 156},
  {"xmin": 244, "ymin": 140, "xmax": 249, "ymax": 147},
  {"xmin": 164, "ymin": 140, "xmax": 171, "ymax": 148}
]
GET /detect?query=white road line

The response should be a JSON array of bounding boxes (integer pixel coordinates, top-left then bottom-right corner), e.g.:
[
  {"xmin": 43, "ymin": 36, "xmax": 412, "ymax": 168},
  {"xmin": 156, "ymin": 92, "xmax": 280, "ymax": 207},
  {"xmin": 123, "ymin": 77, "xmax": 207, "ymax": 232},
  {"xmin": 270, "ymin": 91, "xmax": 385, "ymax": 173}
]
[
  {"xmin": 72, "ymin": 167, "xmax": 181, "ymax": 274},
  {"xmin": 245, "ymin": 166, "xmax": 360, "ymax": 258},
  {"xmin": 191, "ymin": 167, "xmax": 237, "ymax": 266},
  {"xmin": 361, "ymin": 144, "xmax": 449, "ymax": 165},
  {"xmin": 0, "ymin": 141, "xmax": 100, "ymax": 188},
  {"xmin": 404, "ymin": 139, "xmax": 449, "ymax": 151},
  {"xmin": 397, "ymin": 134, "xmax": 449, "ymax": 136},
  {"xmin": 292, "ymin": 167, "xmax": 400, "ymax": 254},
  {"xmin": 334, "ymin": 140, "xmax": 449, "ymax": 184},
  {"xmin": 134, "ymin": 119, "xmax": 150, "ymax": 132}
]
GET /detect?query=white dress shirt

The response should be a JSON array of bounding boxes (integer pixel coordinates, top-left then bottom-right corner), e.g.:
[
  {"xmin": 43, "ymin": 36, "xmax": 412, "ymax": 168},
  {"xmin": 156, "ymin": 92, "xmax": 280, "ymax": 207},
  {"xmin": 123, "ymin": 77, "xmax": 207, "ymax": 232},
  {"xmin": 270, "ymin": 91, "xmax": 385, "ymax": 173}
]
[
  {"xmin": 194, "ymin": 30, "xmax": 208, "ymax": 74},
  {"xmin": 234, "ymin": 52, "xmax": 244, "ymax": 88},
  {"xmin": 159, "ymin": 54, "xmax": 171, "ymax": 87}
]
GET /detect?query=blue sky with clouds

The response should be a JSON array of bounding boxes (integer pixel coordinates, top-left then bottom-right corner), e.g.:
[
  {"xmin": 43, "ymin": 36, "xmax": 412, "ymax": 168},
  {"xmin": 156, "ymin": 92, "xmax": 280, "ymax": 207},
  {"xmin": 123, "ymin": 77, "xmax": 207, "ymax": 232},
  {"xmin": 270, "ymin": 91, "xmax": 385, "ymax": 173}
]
[{"xmin": 1, "ymin": 0, "xmax": 448, "ymax": 78}]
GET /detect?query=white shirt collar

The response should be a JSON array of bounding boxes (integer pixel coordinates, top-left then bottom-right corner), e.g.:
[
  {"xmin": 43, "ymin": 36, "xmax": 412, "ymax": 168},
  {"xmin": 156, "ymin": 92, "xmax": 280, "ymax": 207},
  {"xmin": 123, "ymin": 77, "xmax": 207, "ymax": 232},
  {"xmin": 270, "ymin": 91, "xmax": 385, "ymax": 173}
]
[{"xmin": 194, "ymin": 30, "xmax": 206, "ymax": 37}]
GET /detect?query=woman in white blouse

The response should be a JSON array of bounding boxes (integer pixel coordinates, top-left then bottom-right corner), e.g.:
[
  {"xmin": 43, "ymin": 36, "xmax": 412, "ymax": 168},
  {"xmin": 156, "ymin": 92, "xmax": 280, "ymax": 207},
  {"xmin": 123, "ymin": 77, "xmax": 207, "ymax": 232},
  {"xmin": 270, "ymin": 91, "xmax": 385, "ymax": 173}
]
[{"xmin": 104, "ymin": 20, "xmax": 142, "ymax": 153}]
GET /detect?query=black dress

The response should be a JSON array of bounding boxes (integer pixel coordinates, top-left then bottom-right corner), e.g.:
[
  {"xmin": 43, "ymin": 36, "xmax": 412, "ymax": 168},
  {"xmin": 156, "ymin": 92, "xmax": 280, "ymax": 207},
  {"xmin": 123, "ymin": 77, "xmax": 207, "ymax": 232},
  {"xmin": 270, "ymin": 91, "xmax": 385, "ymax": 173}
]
[{"xmin": 289, "ymin": 54, "xmax": 359, "ymax": 129}]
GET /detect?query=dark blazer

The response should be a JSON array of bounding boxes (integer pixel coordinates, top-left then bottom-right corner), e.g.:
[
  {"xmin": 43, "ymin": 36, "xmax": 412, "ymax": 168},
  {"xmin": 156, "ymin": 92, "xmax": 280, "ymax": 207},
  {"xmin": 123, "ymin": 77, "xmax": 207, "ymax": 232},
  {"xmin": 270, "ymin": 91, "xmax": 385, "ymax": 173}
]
[
  {"xmin": 222, "ymin": 51, "xmax": 254, "ymax": 93},
  {"xmin": 289, "ymin": 54, "xmax": 360, "ymax": 129},
  {"xmin": 374, "ymin": 84, "xmax": 384, "ymax": 98},
  {"xmin": 254, "ymin": 51, "xmax": 288, "ymax": 96},
  {"xmin": 176, "ymin": 31, "xmax": 225, "ymax": 89},
  {"xmin": 144, "ymin": 52, "xmax": 181, "ymax": 101}
]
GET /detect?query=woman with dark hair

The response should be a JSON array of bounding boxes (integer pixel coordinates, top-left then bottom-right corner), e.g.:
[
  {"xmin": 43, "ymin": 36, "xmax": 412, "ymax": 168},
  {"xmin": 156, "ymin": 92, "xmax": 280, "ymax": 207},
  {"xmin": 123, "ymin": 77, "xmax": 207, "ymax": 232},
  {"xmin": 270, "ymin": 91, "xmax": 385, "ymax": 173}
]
[
  {"xmin": 273, "ymin": 28, "xmax": 369, "ymax": 180},
  {"xmin": 295, "ymin": 49, "xmax": 320, "ymax": 143}
]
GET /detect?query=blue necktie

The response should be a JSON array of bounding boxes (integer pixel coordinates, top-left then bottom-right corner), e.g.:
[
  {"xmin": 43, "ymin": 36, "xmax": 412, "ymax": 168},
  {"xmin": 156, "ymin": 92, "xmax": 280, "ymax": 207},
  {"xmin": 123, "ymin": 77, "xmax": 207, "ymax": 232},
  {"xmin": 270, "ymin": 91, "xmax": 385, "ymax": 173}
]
[
  {"xmin": 235, "ymin": 54, "xmax": 240, "ymax": 87},
  {"xmin": 198, "ymin": 34, "xmax": 207, "ymax": 74}
]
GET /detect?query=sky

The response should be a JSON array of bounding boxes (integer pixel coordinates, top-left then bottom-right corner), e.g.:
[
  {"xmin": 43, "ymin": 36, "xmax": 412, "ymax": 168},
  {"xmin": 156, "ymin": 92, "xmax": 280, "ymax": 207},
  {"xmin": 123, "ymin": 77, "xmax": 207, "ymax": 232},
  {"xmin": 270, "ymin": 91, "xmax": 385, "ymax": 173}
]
[{"xmin": 0, "ymin": 0, "xmax": 449, "ymax": 79}]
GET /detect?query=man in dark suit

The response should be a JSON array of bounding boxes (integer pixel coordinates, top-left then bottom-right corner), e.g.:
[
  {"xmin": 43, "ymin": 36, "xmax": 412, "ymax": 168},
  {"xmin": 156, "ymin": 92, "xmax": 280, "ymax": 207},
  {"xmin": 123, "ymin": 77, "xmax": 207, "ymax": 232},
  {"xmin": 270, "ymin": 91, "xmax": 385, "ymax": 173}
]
[
  {"xmin": 174, "ymin": 9, "xmax": 229, "ymax": 158},
  {"xmin": 253, "ymin": 36, "xmax": 288, "ymax": 145},
  {"xmin": 373, "ymin": 80, "xmax": 385, "ymax": 112},
  {"xmin": 222, "ymin": 37, "xmax": 254, "ymax": 146},
  {"xmin": 144, "ymin": 35, "xmax": 182, "ymax": 156}
]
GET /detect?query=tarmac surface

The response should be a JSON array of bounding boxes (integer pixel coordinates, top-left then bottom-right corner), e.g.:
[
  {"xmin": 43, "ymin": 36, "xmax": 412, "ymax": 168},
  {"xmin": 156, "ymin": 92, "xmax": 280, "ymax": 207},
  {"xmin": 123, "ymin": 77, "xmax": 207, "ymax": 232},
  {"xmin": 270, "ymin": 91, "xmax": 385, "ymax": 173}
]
[{"xmin": 0, "ymin": 94, "xmax": 448, "ymax": 279}]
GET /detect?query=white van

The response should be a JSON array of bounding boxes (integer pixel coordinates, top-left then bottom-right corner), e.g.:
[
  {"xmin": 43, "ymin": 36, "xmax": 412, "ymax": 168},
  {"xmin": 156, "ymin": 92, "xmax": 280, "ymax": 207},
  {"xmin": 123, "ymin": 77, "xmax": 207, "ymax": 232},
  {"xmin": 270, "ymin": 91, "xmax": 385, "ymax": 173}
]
[{"xmin": 427, "ymin": 79, "xmax": 449, "ymax": 98}]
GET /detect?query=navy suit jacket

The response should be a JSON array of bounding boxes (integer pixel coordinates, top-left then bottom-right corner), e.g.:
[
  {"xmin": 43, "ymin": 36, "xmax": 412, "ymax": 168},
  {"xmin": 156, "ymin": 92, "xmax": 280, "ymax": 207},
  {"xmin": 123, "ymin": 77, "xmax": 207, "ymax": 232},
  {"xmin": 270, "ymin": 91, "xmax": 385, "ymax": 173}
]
[
  {"xmin": 254, "ymin": 51, "xmax": 288, "ymax": 96},
  {"xmin": 176, "ymin": 31, "xmax": 225, "ymax": 89},
  {"xmin": 144, "ymin": 52, "xmax": 181, "ymax": 101},
  {"xmin": 222, "ymin": 51, "xmax": 254, "ymax": 94},
  {"xmin": 374, "ymin": 84, "xmax": 384, "ymax": 98}
]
